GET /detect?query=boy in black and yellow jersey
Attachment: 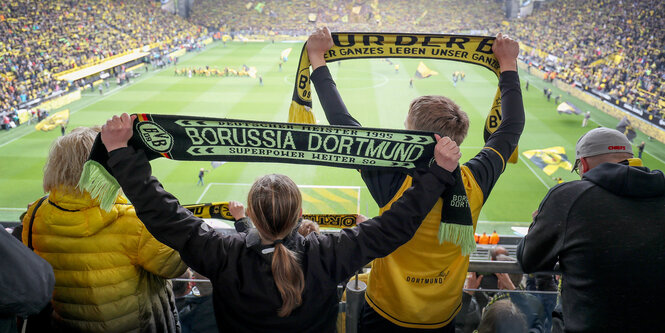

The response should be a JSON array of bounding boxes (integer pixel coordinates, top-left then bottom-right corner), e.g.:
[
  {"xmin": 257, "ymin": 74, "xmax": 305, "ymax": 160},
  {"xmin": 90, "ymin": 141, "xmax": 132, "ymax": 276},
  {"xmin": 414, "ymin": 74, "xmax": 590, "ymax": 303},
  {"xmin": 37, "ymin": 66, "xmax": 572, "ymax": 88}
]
[{"xmin": 307, "ymin": 27, "xmax": 524, "ymax": 332}]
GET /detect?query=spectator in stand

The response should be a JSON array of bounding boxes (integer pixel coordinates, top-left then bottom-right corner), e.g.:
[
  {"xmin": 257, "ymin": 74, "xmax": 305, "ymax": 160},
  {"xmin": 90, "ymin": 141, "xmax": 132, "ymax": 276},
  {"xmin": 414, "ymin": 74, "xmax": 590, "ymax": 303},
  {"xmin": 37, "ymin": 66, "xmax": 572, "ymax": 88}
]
[
  {"xmin": 22, "ymin": 126, "xmax": 187, "ymax": 332},
  {"xmin": 177, "ymin": 270, "xmax": 219, "ymax": 333},
  {"xmin": 189, "ymin": 0, "xmax": 503, "ymax": 37},
  {"xmin": 525, "ymin": 273, "xmax": 557, "ymax": 333},
  {"xmin": 308, "ymin": 27, "xmax": 523, "ymax": 332},
  {"xmin": 518, "ymin": 127, "xmax": 665, "ymax": 332},
  {"xmin": 455, "ymin": 272, "xmax": 483, "ymax": 333},
  {"xmin": 0, "ymin": 228, "xmax": 54, "ymax": 333},
  {"xmin": 476, "ymin": 299, "xmax": 527, "ymax": 333}
]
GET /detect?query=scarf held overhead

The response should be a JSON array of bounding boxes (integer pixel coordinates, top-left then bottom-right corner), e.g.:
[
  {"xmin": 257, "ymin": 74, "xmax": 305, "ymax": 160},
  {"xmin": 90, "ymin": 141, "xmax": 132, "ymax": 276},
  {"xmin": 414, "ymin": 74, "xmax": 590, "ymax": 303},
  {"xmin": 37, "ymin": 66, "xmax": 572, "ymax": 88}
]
[
  {"xmin": 79, "ymin": 113, "xmax": 436, "ymax": 209},
  {"xmin": 288, "ymin": 32, "xmax": 514, "ymax": 162},
  {"xmin": 288, "ymin": 32, "xmax": 496, "ymax": 254},
  {"xmin": 79, "ymin": 113, "xmax": 475, "ymax": 255}
]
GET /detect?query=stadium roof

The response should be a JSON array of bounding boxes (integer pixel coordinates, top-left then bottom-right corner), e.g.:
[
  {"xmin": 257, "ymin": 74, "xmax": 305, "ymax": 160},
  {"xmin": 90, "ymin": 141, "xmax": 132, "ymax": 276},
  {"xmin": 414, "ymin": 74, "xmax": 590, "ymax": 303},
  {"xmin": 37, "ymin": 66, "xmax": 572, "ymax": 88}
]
[{"xmin": 55, "ymin": 51, "xmax": 149, "ymax": 82}]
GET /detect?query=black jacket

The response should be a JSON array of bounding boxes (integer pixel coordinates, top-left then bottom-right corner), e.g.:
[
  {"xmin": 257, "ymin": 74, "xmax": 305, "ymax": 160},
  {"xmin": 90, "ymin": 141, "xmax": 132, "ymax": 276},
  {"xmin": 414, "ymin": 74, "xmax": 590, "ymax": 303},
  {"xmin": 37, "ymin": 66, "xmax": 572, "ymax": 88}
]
[
  {"xmin": 0, "ymin": 229, "xmax": 54, "ymax": 333},
  {"xmin": 108, "ymin": 146, "xmax": 456, "ymax": 333},
  {"xmin": 517, "ymin": 162, "xmax": 665, "ymax": 333}
]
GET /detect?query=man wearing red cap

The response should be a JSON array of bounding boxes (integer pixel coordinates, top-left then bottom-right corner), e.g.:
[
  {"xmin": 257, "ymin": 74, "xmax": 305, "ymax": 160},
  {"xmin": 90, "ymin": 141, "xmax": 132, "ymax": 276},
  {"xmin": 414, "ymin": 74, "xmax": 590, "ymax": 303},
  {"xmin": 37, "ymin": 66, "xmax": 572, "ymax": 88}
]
[{"xmin": 517, "ymin": 127, "xmax": 665, "ymax": 332}]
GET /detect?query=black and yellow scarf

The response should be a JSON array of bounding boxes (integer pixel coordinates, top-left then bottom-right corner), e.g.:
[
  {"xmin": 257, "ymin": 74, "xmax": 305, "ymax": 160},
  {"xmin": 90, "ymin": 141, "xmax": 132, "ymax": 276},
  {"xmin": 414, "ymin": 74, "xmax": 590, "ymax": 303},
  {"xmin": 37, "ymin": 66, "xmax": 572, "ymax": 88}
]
[
  {"xmin": 288, "ymin": 32, "xmax": 510, "ymax": 150},
  {"xmin": 78, "ymin": 113, "xmax": 478, "ymax": 255},
  {"xmin": 185, "ymin": 201, "xmax": 358, "ymax": 228},
  {"xmin": 78, "ymin": 113, "xmax": 437, "ymax": 210},
  {"xmin": 77, "ymin": 34, "xmax": 516, "ymax": 256}
]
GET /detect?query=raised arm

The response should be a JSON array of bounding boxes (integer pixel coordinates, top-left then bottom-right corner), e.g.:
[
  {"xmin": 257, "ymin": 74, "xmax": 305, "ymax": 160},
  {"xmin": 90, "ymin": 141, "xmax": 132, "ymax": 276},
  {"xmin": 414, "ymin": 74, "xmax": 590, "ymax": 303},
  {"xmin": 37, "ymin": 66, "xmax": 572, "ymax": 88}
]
[
  {"xmin": 315, "ymin": 136, "xmax": 461, "ymax": 282},
  {"xmin": 465, "ymin": 33, "xmax": 525, "ymax": 201},
  {"xmin": 308, "ymin": 27, "xmax": 406, "ymax": 206},
  {"xmin": 102, "ymin": 113, "xmax": 232, "ymax": 279},
  {"xmin": 229, "ymin": 200, "xmax": 251, "ymax": 233},
  {"xmin": 308, "ymin": 27, "xmax": 361, "ymax": 127}
]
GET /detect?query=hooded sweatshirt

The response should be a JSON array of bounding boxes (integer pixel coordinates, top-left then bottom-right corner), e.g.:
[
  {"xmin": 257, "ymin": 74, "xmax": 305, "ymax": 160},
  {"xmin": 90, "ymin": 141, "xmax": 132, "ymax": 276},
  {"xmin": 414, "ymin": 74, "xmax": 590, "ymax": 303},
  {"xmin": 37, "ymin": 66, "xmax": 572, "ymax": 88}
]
[
  {"xmin": 22, "ymin": 188, "xmax": 187, "ymax": 332},
  {"xmin": 517, "ymin": 161, "xmax": 665, "ymax": 333}
]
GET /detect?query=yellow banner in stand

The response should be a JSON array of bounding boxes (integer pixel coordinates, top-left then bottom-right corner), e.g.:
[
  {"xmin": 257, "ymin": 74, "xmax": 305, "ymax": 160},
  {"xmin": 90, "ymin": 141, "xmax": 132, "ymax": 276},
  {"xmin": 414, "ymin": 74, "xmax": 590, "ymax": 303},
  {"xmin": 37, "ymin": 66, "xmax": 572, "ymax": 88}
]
[{"xmin": 185, "ymin": 201, "xmax": 358, "ymax": 228}]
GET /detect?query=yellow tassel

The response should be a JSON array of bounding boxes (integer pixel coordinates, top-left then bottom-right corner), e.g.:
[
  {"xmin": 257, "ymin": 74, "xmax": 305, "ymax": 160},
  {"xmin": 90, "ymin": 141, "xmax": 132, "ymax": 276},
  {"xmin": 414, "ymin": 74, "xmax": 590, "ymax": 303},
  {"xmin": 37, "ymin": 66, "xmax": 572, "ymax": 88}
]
[{"xmin": 288, "ymin": 100, "xmax": 316, "ymax": 124}]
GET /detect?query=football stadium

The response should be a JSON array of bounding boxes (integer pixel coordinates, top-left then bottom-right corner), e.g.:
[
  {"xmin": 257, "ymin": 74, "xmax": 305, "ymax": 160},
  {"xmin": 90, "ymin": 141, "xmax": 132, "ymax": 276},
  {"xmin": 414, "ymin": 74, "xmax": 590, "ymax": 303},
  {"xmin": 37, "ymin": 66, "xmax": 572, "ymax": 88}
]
[{"xmin": 1, "ymin": 0, "xmax": 664, "ymax": 332}]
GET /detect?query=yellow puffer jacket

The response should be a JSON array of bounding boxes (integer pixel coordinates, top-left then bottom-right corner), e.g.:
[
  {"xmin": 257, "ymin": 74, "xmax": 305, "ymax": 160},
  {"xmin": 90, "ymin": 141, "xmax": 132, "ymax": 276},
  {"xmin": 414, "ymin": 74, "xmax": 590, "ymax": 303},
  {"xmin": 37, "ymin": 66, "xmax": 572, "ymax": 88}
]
[{"xmin": 22, "ymin": 188, "xmax": 188, "ymax": 333}]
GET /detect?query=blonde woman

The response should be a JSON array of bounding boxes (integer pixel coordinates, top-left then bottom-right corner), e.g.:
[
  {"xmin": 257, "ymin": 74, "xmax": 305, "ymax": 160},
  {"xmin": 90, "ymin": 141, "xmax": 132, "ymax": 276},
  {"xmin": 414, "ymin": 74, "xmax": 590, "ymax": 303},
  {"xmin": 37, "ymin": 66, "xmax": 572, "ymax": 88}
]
[
  {"xmin": 100, "ymin": 113, "xmax": 461, "ymax": 332},
  {"xmin": 22, "ymin": 127, "xmax": 187, "ymax": 332}
]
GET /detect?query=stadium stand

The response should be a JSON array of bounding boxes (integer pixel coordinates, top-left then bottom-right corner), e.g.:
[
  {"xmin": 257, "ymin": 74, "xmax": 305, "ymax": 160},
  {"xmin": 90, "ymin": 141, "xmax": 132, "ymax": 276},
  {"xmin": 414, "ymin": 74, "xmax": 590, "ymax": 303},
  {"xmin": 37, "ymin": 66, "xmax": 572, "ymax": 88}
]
[
  {"xmin": 0, "ymin": 0, "xmax": 205, "ymax": 120},
  {"xmin": 189, "ymin": 0, "xmax": 504, "ymax": 36},
  {"xmin": 189, "ymin": 0, "xmax": 663, "ymax": 120},
  {"xmin": 3, "ymin": 0, "xmax": 661, "ymax": 124},
  {"xmin": 505, "ymin": 0, "xmax": 665, "ymax": 119}
]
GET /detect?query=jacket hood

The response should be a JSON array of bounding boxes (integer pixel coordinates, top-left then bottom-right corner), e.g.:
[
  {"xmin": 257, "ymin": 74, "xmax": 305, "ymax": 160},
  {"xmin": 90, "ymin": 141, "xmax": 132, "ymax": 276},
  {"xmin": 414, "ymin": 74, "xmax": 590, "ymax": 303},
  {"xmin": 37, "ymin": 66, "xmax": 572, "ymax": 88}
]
[
  {"xmin": 583, "ymin": 162, "xmax": 665, "ymax": 198},
  {"xmin": 39, "ymin": 187, "xmax": 129, "ymax": 237}
]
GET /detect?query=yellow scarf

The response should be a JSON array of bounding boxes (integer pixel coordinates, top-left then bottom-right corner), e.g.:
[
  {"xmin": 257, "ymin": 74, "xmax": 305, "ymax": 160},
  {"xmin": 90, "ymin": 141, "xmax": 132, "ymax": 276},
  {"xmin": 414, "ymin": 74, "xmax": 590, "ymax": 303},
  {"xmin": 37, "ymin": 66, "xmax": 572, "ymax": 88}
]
[{"xmin": 288, "ymin": 32, "xmax": 516, "ymax": 163}]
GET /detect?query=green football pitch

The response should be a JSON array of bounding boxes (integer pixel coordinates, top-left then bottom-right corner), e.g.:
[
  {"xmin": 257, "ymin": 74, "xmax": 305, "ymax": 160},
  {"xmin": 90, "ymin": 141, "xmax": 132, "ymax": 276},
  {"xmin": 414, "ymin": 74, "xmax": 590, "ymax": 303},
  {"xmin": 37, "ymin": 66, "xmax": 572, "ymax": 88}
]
[{"xmin": 2, "ymin": 41, "xmax": 664, "ymax": 234}]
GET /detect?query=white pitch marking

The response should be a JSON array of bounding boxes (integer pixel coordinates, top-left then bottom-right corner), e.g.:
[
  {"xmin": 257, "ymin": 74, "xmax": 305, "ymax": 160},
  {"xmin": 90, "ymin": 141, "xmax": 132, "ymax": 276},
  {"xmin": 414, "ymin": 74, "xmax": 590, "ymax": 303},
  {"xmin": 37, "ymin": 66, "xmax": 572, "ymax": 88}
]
[{"xmin": 519, "ymin": 155, "xmax": 551, "ymax": 190}]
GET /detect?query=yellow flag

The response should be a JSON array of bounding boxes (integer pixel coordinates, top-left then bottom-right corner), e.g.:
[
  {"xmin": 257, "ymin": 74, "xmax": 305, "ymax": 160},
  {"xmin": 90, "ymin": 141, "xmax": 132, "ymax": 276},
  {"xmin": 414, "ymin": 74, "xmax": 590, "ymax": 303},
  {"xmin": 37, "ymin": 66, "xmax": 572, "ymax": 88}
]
[
  {"xmin": 522, "ymin": 147, "xmax": 573, "ymax": 176},
  {"xmin": 281, "ymin": 47, "xmax": 292, "ymax": 62},
  {"xmin": 414, "ymin": 61, "xmax": 438, "ymax": 79},
  {"xmin": 35, "ymin": 109, "xmax": 69, "ymax": 132}
]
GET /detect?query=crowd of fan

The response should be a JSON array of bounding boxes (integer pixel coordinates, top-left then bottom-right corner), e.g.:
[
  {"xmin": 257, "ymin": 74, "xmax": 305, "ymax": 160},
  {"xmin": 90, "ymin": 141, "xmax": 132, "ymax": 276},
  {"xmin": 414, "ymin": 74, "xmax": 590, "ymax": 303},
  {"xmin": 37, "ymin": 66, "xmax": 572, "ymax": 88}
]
[
  {"xmin": 189, "ymin": 0, "xmax": 504, "ymax": 36},
  {"xmin": 0, "ymin": 0, "xmax": 205, "ymax": 115},
  {"xmin": 190, "ymin": 0, "xmax": 663, "ymax": 118},
  {"xmin": 3, "ymin": 0, "xmax": 661, "ymax": 120},
  {"xmin": 504, "ymin": 0, "xmax": 664, "ymax": 117}
]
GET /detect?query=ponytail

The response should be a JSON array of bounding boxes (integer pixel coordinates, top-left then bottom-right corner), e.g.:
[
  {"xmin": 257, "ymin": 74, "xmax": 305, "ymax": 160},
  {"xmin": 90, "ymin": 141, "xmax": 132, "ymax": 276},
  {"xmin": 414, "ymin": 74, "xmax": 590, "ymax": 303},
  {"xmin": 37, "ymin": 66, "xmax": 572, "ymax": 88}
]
[
  {"xmin": 272, "ymin": 243, "xmax": 305, "ymax": 317},
  {"xmin": 247, "ymin": 174, "xmax": 305, "ymax": 317}
]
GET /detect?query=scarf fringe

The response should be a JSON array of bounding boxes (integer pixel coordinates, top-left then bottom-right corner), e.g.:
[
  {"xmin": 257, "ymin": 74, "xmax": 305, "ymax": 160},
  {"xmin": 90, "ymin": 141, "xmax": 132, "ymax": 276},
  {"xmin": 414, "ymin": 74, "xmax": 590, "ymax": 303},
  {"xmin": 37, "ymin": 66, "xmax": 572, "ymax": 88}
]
[
  {"xmin": 77, "ymin": 160, "xmax": 120, "ymax": 212},
  {"xmin": 288, "ymin": 100, "xmax": 316, "ymax": 124},
  {"xmin": 438, "ymin": 222, "xmax": 477, "ymax": 257}
]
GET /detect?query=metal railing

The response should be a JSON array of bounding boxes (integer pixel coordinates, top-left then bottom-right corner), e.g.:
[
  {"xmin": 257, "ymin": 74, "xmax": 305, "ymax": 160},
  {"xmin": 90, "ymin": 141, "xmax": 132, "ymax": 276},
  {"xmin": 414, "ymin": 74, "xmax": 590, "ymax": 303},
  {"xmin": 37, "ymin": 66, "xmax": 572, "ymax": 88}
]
[
  {"xmin": 170, "ymin": 259, "xmax": 560, "ymax": 333},
  {"xmin": 5, "ymin": 221, "xmax": 558, "ymax": 333}
]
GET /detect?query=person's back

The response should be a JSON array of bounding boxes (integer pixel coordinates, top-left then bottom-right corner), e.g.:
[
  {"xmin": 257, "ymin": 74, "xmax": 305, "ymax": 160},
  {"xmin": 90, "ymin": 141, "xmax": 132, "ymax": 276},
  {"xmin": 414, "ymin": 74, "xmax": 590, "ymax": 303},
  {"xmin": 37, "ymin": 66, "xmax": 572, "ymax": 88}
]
[
  {"xmin": 23, "ymin": 127, "xmax": 187, "ymax": 332},
  {"xmin": 306, "ymin": 28, "xmax": 524, "ymax": 330},
  {"xmin": 0, "ymin": 228, "xmax": 54, "ymax": 333},
  {"xmin": 560, "ymin": 169, "xmax": 665, "ymax": 331},
  {"xmin": 476, "ymin": 299, "xmax": 527, "ymax": 333},
  {"xmin": 518, "ymin": 127, "xmax": 665, "ymax": 332},
  {"xmin": 99, "ymin": 112, "xmax": 461, "ymax": 332}
]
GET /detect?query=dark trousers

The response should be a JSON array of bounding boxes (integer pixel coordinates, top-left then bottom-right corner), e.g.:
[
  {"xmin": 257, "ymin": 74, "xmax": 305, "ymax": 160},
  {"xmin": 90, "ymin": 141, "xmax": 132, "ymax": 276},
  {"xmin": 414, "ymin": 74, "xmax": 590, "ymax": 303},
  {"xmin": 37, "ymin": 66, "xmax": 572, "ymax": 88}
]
[{"xmin": 358, "ymin": 301, "xmax": 455, "ymax": 333}]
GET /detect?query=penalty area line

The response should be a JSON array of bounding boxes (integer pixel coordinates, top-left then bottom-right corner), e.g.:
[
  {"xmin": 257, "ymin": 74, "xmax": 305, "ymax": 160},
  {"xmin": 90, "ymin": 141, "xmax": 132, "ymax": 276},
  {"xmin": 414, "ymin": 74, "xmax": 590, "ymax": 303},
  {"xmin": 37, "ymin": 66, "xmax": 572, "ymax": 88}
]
[
  {"xmin": 518, "ymin": 155, "xmax": 551, "ymax": 190},
  {"xmin": 196, "ymin": 183, "xmax": 213, "ymax": 204}
]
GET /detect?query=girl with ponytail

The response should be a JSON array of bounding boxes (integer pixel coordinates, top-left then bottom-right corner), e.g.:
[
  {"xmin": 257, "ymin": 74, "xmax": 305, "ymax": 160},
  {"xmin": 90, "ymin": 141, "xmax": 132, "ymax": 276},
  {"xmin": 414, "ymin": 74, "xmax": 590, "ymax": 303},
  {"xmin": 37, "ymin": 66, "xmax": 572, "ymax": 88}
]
[
  {"xmin": 246, "ymin": 174, "xmax": 305, "ymax": 317},
  {"xmin": 100, "ymin": 113, "xmax": 462, "ymax": 332}
]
